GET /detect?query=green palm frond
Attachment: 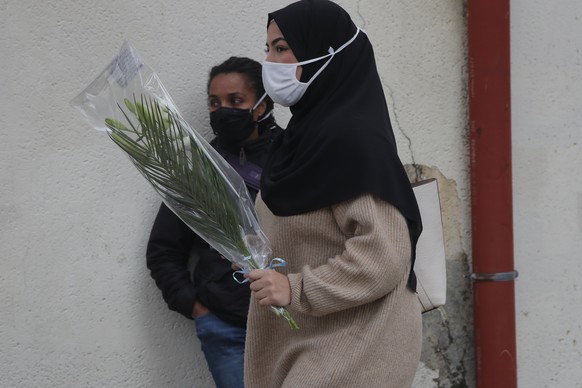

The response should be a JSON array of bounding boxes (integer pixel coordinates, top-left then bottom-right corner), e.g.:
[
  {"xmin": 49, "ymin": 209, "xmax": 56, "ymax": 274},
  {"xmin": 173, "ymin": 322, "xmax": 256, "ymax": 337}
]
[
  {"xmin": 104, "ymin": 94, "xmax": 298, "ymax": 330},
  {"xmin": 105, "ymin": 95, "xmax": 250, "ymax": 257}
]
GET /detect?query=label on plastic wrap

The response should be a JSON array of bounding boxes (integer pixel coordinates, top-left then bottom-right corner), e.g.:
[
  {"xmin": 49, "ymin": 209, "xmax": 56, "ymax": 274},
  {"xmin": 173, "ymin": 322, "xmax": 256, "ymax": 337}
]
[{"xmin": 109, "ymin": 41, "xmax": 142, "ymax": 87}]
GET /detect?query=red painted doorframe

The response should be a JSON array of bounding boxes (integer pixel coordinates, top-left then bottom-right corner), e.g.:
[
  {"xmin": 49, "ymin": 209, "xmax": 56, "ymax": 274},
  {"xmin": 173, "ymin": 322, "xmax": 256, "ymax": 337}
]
[{"xmin": 468, "ymin": 1, "xmax": 518, "ymax": 387}]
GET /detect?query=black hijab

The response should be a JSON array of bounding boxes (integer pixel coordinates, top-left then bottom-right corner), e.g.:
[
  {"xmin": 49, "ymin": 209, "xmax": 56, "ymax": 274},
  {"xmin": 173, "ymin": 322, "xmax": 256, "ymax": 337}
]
[{"xmin": 260, "ymin": 0, "xmax": 422, "ymax": 289}]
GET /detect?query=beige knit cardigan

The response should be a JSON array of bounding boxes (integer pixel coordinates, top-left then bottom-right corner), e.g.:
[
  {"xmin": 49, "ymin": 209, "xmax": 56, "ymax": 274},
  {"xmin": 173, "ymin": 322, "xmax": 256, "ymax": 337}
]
[{"xmin": 244, "ymin": 193, "xmax": 422, "ymax": 388}]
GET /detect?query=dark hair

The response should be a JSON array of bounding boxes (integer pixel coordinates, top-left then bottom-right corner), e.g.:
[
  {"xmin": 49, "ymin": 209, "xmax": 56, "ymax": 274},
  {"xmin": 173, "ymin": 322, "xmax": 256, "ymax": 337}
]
[{"xmin": 207, "ymin": 56, "xmax": 276, "ymax": 129}]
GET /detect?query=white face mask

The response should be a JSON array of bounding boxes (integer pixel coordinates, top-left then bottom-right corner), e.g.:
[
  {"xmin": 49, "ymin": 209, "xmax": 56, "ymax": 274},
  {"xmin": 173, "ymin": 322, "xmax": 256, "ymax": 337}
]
[{"xmin": 262, "ymin": 27, "xmax": 361, "ymax": 107}]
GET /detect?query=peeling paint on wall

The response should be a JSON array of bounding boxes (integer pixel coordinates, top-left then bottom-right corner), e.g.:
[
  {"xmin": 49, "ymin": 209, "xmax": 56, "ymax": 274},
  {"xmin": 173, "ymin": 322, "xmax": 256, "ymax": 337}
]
[{"xmin": 406, "ymin": 165, "xmax": 474, "ymax": 388}]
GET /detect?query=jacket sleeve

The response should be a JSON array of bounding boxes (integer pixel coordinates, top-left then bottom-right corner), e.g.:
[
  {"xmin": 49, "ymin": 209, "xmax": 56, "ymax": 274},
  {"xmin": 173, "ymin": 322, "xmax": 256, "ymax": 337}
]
[
  {"xmin": 286, "ymin": 194, "xmax": 412, "ymax": 317},
  {"xmin": 146, "ymin": 203, "xmax": 205, "ymax": 319}
]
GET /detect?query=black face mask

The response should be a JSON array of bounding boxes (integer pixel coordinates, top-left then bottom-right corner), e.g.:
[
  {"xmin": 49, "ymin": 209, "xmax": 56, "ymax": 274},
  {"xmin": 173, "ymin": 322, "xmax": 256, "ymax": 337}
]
[{"xmin": 210, "ymin": 107, "xmax": 256, "ymax": 147}]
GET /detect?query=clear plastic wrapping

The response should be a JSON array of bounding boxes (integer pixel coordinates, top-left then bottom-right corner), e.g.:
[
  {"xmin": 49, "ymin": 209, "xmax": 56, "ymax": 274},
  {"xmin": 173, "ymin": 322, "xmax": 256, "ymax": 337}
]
[{"xmin": 71, "ymin": 41, "xmax": 297, "ymax": 329}]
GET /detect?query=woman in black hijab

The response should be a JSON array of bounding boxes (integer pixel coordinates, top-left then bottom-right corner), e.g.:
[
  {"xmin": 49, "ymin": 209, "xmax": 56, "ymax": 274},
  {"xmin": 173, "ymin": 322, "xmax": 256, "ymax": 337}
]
[{"xmin": 244, "ymin": 1, "xmax": 423, "ymax": 387}]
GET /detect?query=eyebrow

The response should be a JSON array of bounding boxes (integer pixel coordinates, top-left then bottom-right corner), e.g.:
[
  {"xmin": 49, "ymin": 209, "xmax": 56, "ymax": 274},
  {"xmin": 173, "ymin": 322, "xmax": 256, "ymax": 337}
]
[
  {"xmin": 267, "ymin": 37, "xmax": 287, "ymax": 46},
  {"xmin": 208, "ymin": 92, "xmax": 245, "ymax": 99}
]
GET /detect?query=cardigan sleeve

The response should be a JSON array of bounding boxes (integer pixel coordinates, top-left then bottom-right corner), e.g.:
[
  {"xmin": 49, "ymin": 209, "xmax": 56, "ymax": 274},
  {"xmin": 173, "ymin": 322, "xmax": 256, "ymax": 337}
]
[{"xmin": 286, "ymin": 194, "xmax": 412, "ymax": 317}]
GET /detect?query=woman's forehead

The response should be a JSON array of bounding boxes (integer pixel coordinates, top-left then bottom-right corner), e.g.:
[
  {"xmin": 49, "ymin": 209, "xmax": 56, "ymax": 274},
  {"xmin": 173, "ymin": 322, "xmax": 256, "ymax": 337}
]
[{"xmin": 208, "ymin": 73, "xmax": 252, "ymax": 96}]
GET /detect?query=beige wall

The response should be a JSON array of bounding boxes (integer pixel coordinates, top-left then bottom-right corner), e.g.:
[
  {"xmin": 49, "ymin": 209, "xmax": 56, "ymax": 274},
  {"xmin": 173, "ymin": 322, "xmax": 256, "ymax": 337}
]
[
  {"xmin": 512, "ymin": 0, "xmax": 582, "ymax": 387},
  {"xmin": 4, "ymin": 0, "xmax": 577, "ymax": 387}
]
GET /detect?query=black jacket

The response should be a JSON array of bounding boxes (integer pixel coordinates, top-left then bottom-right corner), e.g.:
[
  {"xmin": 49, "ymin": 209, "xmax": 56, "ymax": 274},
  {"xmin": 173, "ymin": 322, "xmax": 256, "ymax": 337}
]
[{"xmin": 146, "ymin": 124, "xmax": 282, "ymax": 327}]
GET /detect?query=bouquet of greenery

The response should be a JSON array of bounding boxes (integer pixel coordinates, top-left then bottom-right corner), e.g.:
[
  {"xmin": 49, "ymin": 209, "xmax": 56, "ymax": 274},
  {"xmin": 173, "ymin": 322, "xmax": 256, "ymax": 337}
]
[{"xmin": 71, "ymin": 41, "xmax": 298, "ymax": 329}]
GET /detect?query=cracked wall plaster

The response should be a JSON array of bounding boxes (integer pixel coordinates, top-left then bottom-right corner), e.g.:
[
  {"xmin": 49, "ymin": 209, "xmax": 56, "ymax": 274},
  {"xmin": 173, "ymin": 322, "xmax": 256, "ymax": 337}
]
[{"xmin": 406, "ymin": 165, "xmax": 474, "ymax": 388}]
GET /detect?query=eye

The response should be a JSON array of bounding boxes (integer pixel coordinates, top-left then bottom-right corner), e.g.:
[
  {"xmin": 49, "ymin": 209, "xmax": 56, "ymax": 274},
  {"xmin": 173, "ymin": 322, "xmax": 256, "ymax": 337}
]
[
  {"xmin": 208, "ymin": 98, "xmax": 220, "ymax": 109},
  {"xmin": 275, "ymin": 45, "xmax": 288, "ymax": 53},
  {"xmin": 231, "ymin": 96, "xmax": 244, "ymax": 106},
  {"xmin": 265, "ymin": 44, "xmax": 289, "ymax": 54}
]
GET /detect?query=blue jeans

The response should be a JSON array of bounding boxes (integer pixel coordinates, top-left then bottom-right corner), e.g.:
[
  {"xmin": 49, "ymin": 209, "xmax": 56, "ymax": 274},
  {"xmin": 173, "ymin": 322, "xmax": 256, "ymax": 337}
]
[{"xmin": 195, "ymin": 312, "xmax": 246, "ymax": 388}]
